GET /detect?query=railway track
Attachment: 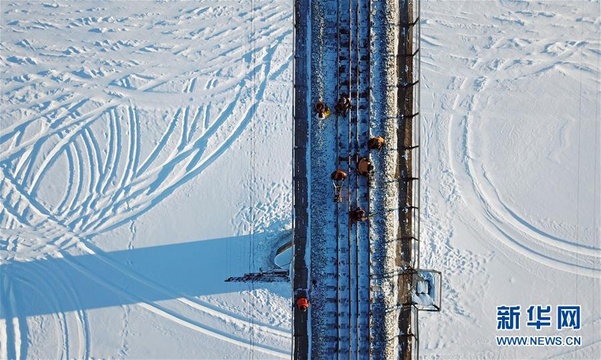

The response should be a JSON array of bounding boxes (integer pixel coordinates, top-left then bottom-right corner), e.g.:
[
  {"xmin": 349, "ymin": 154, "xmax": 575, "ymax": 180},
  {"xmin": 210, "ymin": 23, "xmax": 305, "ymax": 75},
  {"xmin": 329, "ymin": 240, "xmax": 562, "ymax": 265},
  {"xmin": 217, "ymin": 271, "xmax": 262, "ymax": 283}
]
[
  {"xmin": 331, "ymin": 0, "xmax": 372, "ymax": 357},
  {"xmin": 296, "ymin": 0, "xmax": 423, "ymax": 358}
]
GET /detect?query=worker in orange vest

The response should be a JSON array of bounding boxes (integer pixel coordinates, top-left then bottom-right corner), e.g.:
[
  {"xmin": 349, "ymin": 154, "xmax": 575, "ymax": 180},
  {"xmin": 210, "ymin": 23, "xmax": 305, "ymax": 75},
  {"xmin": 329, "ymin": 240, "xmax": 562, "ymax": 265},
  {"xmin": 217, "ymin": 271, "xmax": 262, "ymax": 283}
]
[
  {"xmin": 297, "ymin": 297, "xmax": 309, "ymax": 312},
  {"xmin": 331, "ymin": 169, "xmax": 347, "ymax": 181},
  {"xmin": 331, "ymin": 169, "xmax": 347, "ymax": 203},
  {"xmin": 314, "ymin": 101, "xmax": 331, "ymax": 119},
  {"xmin": 368, "ymin": 136, "xmax": 385, "ymax": 150},
  {"xmin": 357, "ymin": 157, "xmax": 373, "ymax": 175},
  {"xmin": 334, "ymin": 95, "xmax": 351, "ymax": 115}
]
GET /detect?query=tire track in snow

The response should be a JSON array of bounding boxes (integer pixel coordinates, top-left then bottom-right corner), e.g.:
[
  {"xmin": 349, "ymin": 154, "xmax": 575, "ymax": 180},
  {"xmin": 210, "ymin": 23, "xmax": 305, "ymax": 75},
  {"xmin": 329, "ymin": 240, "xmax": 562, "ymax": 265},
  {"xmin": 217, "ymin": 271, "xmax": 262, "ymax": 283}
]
[
  {"xmin": 134, "ymin": 108, "xmax": 181, "ymax": 178},
  {"xmin": 1, "ymin": 175, "xmax": 290, "ymax": 353},
  {"xmin": 17, "ymin": 105, "xmax": 111, "ymax": 196},
  {"xmin": 121, "ymin": 106, "xmax": 140, "ymax": 190},
  {"xmin": 61, "ymin": 243, "xmax": 289, "ymax": 358},
  {"xmin": 1, "ymin": 217, "xmax": 89, "ymax": 359},
  {"xmin": 421, "ymin": 104, "xmax": 493, "ymax": 346},
  {"xmin": 2, "ymin": 2, "xmax": 293, "ymax": 355},
  {"xmin": 16, "ymin": 268, "xmax": 70, "ymax": 360},
  {"xmin": 481, "ymin": 168, "xmax": 601, "ymax": 257},
  {"xmin": 447, "ymin": 81, "xmax": 600, "ymax": 278},
  {"xmin": 98, "ymin": 108, "xmax": 121, "ymax": 197},
  {"xmin": 0, "ymin": 88, "xmax": 289, "ymax": 350},
  {"xmin": 2, "ymin": 260, "xmax": 75, "ymax": 360},
  {"xmin": 1, "ymin": 274, "xmax": 19, "ymax": 360},
  {"xmin": 3, "ymin": 17, "xmax": 290, "ymax": 251},
  {"xmin": 1, "ymin": 99, "xmax": 115, "ymax": 165},
  {"xmin": 26, "ymin": 254, "xmax": 90, "ymax": 360},
  {"xmin": 5, "ymin": 2, "xmax": 292, "ymax": 239},
  {"xmin": 79, "ymin": 128, "xmax": 102, "ymax": 214},
  {"xmin": 64, "ymin": 141, "xmax": 85, "ymax": 223},
  {"xmin": 46, "ymin": 254, "xmax": 90, "ymax": 360},
  {"xmin": 78, "ymin": 42, "xmax": 288, "ymax": 237}
]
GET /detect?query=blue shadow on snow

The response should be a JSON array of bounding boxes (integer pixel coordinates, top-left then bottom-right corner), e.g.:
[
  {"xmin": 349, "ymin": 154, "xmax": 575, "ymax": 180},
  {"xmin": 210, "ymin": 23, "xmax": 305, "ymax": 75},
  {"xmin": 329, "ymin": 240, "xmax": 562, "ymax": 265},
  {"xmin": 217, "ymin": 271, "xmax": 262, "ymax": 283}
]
[{"xmin": 0, "ymin": 235, "xmax": 270, "ymax": 318}]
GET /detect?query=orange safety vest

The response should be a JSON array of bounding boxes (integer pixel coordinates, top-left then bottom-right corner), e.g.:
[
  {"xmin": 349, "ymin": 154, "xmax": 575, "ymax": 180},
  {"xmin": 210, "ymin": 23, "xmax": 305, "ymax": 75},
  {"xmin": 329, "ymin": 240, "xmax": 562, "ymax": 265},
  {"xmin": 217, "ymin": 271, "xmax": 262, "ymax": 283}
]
[
  {"xmin": 357, "ymin": 158, "xmax": 371, "ymax": 175},
  {"xmin": 369, "ymin": 137, "xmax": 385, "ymax": 149},
  {"xmin": 331, "ymin": 169, "xmax": 347, "ymax": 181},
  {"xmin": 297, "ymin": 298, "xmax": 309, "ymax": 309}
]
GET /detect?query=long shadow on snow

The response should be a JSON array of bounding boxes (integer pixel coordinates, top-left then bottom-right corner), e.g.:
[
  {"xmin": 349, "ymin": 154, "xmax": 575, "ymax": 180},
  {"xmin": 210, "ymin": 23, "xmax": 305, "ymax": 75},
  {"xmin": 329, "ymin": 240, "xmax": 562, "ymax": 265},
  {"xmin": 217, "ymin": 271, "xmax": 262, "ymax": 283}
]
[{"xmin": 0, "ymin": 235, "xmax": 278, "ymax": 318}]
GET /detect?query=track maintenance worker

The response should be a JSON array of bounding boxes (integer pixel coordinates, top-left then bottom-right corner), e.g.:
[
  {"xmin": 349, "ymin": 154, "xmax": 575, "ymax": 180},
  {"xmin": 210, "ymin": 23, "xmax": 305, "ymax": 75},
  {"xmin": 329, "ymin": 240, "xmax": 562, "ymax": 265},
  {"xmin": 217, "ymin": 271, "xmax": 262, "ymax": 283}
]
[
  {"xmin": 334, "ymin": 95, "xmax": 351, "ymax": 115},
  {"xmin": 314, "ymin": 101, "xmax": 331, "ymax": 119},
  {"xmin": 350, "ymin": 207, "xmax": 368, "ymax": 222},
  {"xmin": 357, "ymin": 157, "xmax": 373, "ymax": 175},
  {"xmin": 368, "ymin": 136, "xmax": 385, "ymax": 150},
  {"xmin": 297, "ymin": 297, "xmax": 310, "ymax": 312}
]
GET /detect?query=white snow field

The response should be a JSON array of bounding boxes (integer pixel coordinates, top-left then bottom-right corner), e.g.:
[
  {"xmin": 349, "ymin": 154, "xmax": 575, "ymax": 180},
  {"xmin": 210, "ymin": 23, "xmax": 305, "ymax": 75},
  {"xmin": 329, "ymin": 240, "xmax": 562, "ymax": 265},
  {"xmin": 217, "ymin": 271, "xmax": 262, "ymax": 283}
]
[
  {"xmin": 1, "ymin": 1, "xmax": 293, "ymax": 359},
  {"xmin": 418, "ymin": 0, "xmax": 600, "ymax": 359},
  {"xmin": 0, "ymin": 1, "xmax": 599, "ymax": 360}
]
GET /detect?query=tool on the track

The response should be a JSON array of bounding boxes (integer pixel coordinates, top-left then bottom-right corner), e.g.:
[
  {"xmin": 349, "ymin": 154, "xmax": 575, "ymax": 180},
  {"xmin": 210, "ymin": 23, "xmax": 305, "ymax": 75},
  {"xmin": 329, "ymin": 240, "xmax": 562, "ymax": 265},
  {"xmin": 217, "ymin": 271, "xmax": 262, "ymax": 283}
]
[
  {"xmin": 333, "ymin": 183, "xmax": 343, "ymax": 203},
  {"xmin": 314, "ymin": 101, "xmax": 331, "ymax": 119}
]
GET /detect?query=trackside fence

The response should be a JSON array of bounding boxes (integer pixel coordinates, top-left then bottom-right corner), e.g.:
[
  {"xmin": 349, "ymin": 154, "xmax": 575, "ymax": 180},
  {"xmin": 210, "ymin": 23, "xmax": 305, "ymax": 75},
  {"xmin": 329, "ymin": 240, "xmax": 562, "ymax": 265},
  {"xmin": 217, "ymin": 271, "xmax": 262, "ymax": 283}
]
[{"xmin": 396, "ymin": 0, "xmax": 423, "ymax": 359}]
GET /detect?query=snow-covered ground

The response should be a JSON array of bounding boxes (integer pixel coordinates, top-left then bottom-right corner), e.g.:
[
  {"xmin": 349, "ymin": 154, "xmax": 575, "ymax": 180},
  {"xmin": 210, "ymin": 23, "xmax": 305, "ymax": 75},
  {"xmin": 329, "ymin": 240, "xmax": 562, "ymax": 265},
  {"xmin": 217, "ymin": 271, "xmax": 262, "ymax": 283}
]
[
  {"xmin": 419, "ymin": 0, "xmax": 600, "ymax": 359},
  {"xmin": 0, "ymin": 0, "xmax": 599, "ymax": 359},
  {"xmin": 1, "ymin": 1, "xmax": 293, "ymax": 358}
]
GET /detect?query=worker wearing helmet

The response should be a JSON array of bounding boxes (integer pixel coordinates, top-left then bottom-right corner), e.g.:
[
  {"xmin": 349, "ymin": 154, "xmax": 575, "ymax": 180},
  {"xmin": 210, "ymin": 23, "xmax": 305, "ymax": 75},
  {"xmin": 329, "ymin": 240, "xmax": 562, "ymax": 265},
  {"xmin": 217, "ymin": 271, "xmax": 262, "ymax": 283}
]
[
  {"xmin": 314, "ymin": 101, "xmax": 331, "ymax": 119},
  {"xmin": 296, "ymin": 297, "xmax": 309, "ymax": 312},
  {"xmin": 368, "ymin": 136, "xmax": 385, "ymax": 150},
  {"xmin": 334, "ymin": 95, "xmax": 351, "ymax": 115},
  {"xmin": 357, "ymin": 157, "xmax": 373, "ymax": 175},
  {"xmin": 331, "ymin": 169, "xmax": 347, "ymax": 182},
  {"xmin": 331, "ymin": 169, "xmax": 347, "ymax": 203},
  {"xmin": 350, "ymin": 207, "xmax": 368, "ymax": 222}
]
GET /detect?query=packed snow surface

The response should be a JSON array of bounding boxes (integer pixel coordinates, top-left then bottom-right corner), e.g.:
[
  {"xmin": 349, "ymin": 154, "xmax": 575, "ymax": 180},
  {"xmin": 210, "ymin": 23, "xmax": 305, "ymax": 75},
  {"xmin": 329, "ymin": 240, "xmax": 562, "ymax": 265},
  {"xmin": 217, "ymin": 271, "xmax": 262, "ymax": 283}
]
[
  {"xmin": 419, "ymin": 0, "xmax": 600, "ymax": 359},
  {"xmin": 1, "ymin": 1, "xmax": 293, "ymax": 359},
  {"xmin": 0, "ymin": 0, "xmax": 599, "ymax": 359}
]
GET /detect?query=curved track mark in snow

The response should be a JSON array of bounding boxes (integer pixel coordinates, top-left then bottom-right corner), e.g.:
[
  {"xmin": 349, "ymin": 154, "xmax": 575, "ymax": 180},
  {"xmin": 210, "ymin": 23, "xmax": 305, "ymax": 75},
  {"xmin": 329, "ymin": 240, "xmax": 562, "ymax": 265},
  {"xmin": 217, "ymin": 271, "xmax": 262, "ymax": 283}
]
[
  {"xmin": 47, "ymin": 255, "xmax": 91, "ymax": 360},
  {"xmin": 15, "ymin": 263, "xmax": 92, "ymax": 359},
  {"xmin": 2, "ymin": 3, "xmax": 293, "ymax": 356},
  {"xmin": 483, "ymin": 171, "xmax": 601, "ymax": 257},
  {"xmin": 80, "ymin": 39, "xmax": 289, "ymax": 237},
  {"xmin": 1, "ymin": 275, "xmax": 21, "ymax": 360},
  {"xmin": 61, "ymin": 245, "xmax": 289, "ymax": 358},
  {"xmin": 75, "ymin": 240, "xmax": 291, "ymax": 340},
  {"xmin": 5, "ymin": 169, "xmax": 290, "ymax": 339},
  {"xmin": 1, "ymin": 172, "xmax": 290, "ymax": 352},
  {"xmin": 448, "ymin": 102, "xmax": 600, "ymax": 278}
]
